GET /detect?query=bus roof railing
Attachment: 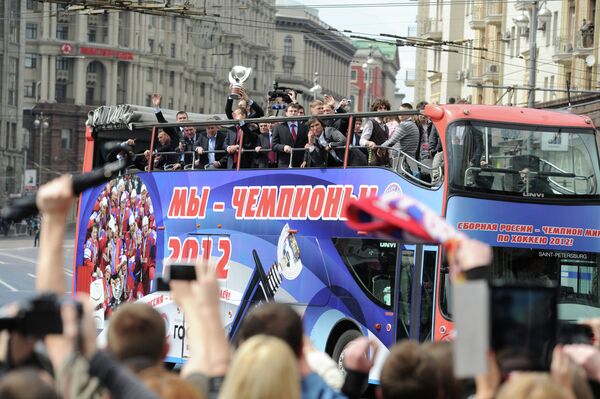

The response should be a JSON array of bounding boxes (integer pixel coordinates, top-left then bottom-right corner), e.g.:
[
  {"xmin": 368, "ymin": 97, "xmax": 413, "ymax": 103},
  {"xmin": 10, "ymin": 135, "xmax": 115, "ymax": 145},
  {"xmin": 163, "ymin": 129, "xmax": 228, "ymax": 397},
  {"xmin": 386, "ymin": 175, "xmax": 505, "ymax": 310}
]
[{"xmin": 128, "ymin": 110, "xmax": 423, "ymax": 130}]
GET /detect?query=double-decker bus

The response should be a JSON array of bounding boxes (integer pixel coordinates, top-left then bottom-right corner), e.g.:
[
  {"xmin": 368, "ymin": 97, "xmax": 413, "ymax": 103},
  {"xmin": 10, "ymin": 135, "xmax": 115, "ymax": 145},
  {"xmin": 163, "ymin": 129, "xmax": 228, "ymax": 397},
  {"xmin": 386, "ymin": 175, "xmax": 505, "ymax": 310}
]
[{"xmin": 74, "ymin": 103, "xmax": 600, "ymax": 380}]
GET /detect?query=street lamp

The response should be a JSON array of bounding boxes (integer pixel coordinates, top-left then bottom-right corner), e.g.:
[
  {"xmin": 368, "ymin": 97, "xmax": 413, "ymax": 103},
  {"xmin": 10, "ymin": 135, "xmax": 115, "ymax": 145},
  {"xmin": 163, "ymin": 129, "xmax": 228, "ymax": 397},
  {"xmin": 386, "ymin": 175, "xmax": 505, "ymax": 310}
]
[
  {"xmin": 362, "ymin": 50, "xmax": 374, "ymax": 111},
  {"xmin": 513, "ymin": 1, "xmax": 552, "ymax": 107},
  {"xmin": 33, "ymin": 113, "xmax": 49, "ymax": 186}
]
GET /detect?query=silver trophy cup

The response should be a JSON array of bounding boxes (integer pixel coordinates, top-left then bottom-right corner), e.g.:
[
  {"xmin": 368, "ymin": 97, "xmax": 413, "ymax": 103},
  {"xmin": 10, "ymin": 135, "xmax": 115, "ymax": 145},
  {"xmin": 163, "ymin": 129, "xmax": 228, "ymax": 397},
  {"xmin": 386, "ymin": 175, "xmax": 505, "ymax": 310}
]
[{"xmin": 228, "ymin": 66, "xmax": 252, "ymax": 100}]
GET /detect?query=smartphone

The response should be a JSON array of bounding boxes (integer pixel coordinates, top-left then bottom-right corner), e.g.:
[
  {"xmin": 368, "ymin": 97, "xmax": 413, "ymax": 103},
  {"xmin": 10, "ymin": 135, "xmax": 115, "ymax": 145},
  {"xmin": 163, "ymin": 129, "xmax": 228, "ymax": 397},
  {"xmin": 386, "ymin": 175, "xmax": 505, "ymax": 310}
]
[
  {"xmin": 558, "ymin": 321, "xmax": 594, "ymax": 345},
  {"xmin": 490, "ymin": 281, "xmax": 558, "ymax": 374},
  {"xmin": 166, "ymin": 263, "xmax": 197, "ymax": 281}
]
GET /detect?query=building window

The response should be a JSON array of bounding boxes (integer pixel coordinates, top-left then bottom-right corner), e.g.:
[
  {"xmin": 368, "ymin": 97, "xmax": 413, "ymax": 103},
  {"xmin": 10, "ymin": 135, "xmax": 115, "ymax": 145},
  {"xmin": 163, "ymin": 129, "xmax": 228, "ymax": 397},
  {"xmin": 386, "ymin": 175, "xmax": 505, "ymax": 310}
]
[
  {"xmin": 24, "ymin": 83, "xmax": 35, "ymax": 98},
  {"xmin": 26, "ymin": 0, "xmax": 38, "ymax": 10},
  {"xmin": 252, "ymin": 77, "xmax": 257, "ymax": 90},
  {"xmin": 61, "ymin": 129, "xmax": 72, "ymax": 149},
  {"xmin": 200, "ymin": 82, "xmax": 205, "ymax": 96},
  {"xmin": 170, "ymin": 43, "xmax": 176, "ymax": 57},
  {"xmin": 25, "ymin": 53, "xmax": 37, "ymax": 68},
  {"xmin": 87, "ymin": 62, "xmax": 97, "ymax": 73},
  {"xmin": 229, "ymin": 43, "xmax": 234, "ymax": 59},
  {"xmin": 88, "ymin": 29, "xmax": 97, "ymax": 42},
  {"xmin": 171, "ymin": 16, "xmax": 177, "ymax": 31},
  {"xmin": 201, "ymin": 56, "xmax": 206, "ymax": 69},
  {"xmin": 10, "ymin": 123, "xmax": 16, "ymax": 149},
  {"xmin": 56, "ymin": 25, "xmax": 69, "ymax": 40},
  {"xmin": 147, "ymin": 67, "xmax": 153, "ymax": 81},
  {"xmin": 159, "ymin": 69, "xmax": 164, "ymax": 84},
  {"xmin": 56, "ymin": 83, "xmax": 67, "ymax": 102},
  {"xmin": 26, "ymin": 23, "xmax": 38, "ymax": 39},
  {"xmin": 169, "ymin": 71, "xmax": 175, "ymax": 87},
  {"xmin": 146, "ymin": 94, "xmax": 152, "ymax": 107},
  {"xmin": 148, "ymin": 38, "xmax": 155, "ymax": 53},
  {"xmin": 283, "ymin": 35, "xmax": 293, "ymax": 56},
  {"xmin": 351, "ymin": 70, "xmax": 357, "ymax": 81},
  {"xmin": 56, "ymin": 57, "xmax": 69, "ymax": 70},
  {"xmin": 168, "ymin": 97, "xmax": 174, "ymax": 109}
]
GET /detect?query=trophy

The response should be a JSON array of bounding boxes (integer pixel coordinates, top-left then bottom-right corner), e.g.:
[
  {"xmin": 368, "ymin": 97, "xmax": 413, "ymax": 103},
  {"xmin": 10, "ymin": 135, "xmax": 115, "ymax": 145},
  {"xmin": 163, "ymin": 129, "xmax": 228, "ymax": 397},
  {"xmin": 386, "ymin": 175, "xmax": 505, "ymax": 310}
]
[{"xmin": 228, "ymin": 65, "xmax": 252, "ymax": 100}]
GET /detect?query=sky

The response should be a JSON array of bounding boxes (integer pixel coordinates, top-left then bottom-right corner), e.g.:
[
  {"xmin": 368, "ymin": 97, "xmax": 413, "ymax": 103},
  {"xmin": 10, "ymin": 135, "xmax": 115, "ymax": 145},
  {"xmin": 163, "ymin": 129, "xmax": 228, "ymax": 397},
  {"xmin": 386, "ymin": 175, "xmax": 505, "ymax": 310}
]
[{"xmin": 294, "ymin": 0, "xmax": 419, "ymax": 102}]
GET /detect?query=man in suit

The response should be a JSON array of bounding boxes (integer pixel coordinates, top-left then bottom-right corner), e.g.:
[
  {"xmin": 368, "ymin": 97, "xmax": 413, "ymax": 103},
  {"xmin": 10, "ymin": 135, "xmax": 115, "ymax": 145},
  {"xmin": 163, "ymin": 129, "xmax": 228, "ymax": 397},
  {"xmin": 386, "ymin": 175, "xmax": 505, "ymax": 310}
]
[
  {"xmin": 348, "ymin": 118, "xmax": 368, "ymax": 166},
  {"xmin": 302, "ymin": 118, "xmax": 346, "ymax": 168},
  {"xmin": 272, "ymin": 103, "xmax": 308, "ymax": 168},
  {"xmin": 143, "ymin": 129, "xmax": 178, "ymax": 170},
  {"xmin": 254, "ymin": 122, "xmax": 277, "ymax": 168},
  {"xmin": 195, "ymin": 117, "xmax": 227, "ymax": 169},
  {"xmin": 224, "ymin": 107, "xmax": 257, "ymax": 169},
  {"xmin": 151, "ymin": 93, "xmax": 184, "ymax": 144}
]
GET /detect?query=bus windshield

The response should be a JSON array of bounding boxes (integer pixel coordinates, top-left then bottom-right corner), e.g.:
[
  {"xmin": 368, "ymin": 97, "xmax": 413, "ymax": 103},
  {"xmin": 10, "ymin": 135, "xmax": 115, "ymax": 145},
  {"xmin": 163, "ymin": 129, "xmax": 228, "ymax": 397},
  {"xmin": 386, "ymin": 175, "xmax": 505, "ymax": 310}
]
[{"xmin": 446, "ymin": 121, "xmax": 600, "ymax": 198}]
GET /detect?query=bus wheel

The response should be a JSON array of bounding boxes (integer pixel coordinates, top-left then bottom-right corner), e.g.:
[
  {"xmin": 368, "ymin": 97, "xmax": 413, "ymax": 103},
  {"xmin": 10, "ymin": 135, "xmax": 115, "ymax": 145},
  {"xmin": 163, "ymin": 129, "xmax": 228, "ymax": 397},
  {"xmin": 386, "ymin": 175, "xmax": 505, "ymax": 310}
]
[{"xmin": 331, "ymin": 329, "xmax": 362, "ymax": 375}]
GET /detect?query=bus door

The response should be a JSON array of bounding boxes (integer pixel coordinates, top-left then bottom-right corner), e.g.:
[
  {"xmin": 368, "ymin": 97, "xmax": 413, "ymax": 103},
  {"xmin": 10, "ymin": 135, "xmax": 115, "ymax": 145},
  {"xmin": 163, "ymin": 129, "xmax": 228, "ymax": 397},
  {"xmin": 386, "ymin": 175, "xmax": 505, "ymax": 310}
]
[{"xmin": 394, "ymin": 245, "xmax": 438, "ymax": 342}]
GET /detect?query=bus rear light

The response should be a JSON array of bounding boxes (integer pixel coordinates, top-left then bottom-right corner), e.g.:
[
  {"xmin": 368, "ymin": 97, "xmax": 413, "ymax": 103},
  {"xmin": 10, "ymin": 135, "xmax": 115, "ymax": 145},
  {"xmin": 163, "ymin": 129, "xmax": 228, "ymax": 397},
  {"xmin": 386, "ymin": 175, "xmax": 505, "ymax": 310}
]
[
  {"xmin": 288, "ymin": 229, "xmax": 298, "ymax": 234},
  {"xmin": 462, "ymin": 109, "xmax": 470, "ymax": 115},
  {"xmin": 375, "ymin": 323, "xmax": 382, "ymax": 331},
  {"xmin": 196, "ymin": 224, "xmax": 201, "ymax": 228},
  {"xmin": 217, "ymin": 224, "xmax": 222, "ymax": 228}
]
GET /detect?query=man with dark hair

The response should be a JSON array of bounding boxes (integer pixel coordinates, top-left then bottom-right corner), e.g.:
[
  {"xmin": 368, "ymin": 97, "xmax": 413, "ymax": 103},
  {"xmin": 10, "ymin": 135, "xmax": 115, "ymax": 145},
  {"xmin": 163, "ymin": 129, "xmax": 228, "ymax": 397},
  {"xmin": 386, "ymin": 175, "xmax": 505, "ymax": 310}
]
[
  {"xmin": 302, "ymin": 118, "xmax": 346, "ymax": 167},
  {"xmin": 107, "ymin": 302, "xmax": 168, "ymax": 366},
  {"xmin": 272, "ymin": 103, "xmax": 309, "ymax": 167},
  {"xmin": 360, "ymin": 97, "xmax": 391, "ymax": 166},
  {"xmin": 195, "ymin": 117, "xmax": 227, "ymax": 169},
  {"xmin": 378, "ymin": 340, "xmax": 440, "ymax": 399}
]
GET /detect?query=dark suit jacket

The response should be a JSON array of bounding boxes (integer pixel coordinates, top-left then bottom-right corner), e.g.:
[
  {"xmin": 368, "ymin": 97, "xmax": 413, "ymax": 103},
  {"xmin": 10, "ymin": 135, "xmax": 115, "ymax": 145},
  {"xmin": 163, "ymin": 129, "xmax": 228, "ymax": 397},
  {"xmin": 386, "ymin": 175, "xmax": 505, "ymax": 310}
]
[
  {"xmin": 223, "ymin": 123, "xmax": 257, "ymax": 169},
  {"xmin": 254, "ymin": 132, "xmax": 276, "ymax": 168},
  {"xmin": 194, "ymin": 131, "xmax": 227, "ymax": 169},
  {"xmin": 225, "ymin": 99, "xmax": 265, "ymax": 120},
  {"xmin": 272, "ymin": 122, "xmax": 308, "ymax": 167}
]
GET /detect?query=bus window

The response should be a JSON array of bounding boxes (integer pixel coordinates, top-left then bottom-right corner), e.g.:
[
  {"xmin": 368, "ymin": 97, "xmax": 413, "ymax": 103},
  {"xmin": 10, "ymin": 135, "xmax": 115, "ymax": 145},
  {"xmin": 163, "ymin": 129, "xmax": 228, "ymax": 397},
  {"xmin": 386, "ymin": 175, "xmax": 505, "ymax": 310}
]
[
  {"xmin": 489, "ymin": 248, "xmax": 599, "ymax": 321},
  {"xmin": 397, "ymin": 250, "xmax": 415, "ymax": 339},
  {"xmin": 332, "ymin": 238, "xmax": 399, "ymax": 309},
  {"xmin": 446, "ymin": 122, "xmax": 600, "ymax": 198},
  {"xmin": 420, "ymin": 250, "xmax": 437, "ymax": 341}
]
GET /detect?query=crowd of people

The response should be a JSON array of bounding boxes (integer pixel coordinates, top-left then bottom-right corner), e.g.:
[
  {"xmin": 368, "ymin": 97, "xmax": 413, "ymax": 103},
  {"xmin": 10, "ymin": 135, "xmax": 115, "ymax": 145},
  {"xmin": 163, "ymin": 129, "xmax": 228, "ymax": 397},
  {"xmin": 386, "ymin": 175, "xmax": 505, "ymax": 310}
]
[
  {"xmin": 133, "ymin": 90, "xmax": 443, "ymax": 182},
  {"xmin": 0, "ymin": 173, "xmax": 599, "ymax": 399}
]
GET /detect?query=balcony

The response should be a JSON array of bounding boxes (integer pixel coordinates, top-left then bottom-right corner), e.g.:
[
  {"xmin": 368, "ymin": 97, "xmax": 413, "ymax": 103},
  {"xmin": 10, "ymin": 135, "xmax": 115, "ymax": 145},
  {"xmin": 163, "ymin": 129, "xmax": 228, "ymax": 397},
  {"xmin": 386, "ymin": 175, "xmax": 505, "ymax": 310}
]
[
  {"xmin": 552, "ymin": 36, "xmax": 574, "ymax": 64},
  {"xmin": 484, "ymin": 1, "xmax": 503, "ymax": 25},
  {"xmin": 423, "ymin": 17, "xmax": 442, "ymax": 39},
  {"xmin": 482, "ymin": 61, "xmax": 500, "ymax": 83},
  {"xmin": 574, "ymin": 33, "xmax": 594, "ymax": 57},
  {"xmin": 404, "ymin": 69, "xmax": 416, "ymax": 87},
  {"xmin": 469, "ymin": 5, "xmax": 485, "ymax": 30},
  {"xmin": 467, "ymin": 63, "xmax": 484, "ymax": 84}
]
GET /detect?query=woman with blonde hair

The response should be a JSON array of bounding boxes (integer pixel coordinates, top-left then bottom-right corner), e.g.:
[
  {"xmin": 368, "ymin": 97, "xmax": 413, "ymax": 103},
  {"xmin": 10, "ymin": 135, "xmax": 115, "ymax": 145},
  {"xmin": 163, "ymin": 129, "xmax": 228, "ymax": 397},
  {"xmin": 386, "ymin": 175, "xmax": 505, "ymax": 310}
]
[{"xmin": 219, "ymin": 335, "xmax": 300, "ymax": 399}]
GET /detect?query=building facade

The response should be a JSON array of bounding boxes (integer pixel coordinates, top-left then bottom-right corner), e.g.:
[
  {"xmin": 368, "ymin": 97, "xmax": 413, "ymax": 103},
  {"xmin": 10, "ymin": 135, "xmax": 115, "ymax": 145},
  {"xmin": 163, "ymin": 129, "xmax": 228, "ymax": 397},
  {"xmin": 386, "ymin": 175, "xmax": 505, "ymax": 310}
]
[
  {"xmin": 350, "ymin": 40, "xmax": 400, "ymax": 111},
  {"xmin": 21, "ymin": 0, "xmax": 276, "ymax": 185},
  {"xmin": 412, "ymin": 0, "xmax": 599, "ymax": 108},
  {"xmin": 0, "ymin": 0, "xmax": 26, "ymax": 207},
  {"xmin": 274, "ymin": 0, "xmax": 355, "ymax": 104}
]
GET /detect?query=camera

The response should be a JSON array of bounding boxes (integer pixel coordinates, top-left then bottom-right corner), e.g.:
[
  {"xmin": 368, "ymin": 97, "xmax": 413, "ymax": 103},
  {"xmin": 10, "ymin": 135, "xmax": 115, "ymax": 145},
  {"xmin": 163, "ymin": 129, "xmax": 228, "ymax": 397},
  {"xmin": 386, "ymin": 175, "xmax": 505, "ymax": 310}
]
[
  {"xmin": 0, "ymin": 294, "xmax": 64, "ymax": 337},
  {"xmin": 268, "ymin": 81, "xmax": 303, "ymax": 104}
]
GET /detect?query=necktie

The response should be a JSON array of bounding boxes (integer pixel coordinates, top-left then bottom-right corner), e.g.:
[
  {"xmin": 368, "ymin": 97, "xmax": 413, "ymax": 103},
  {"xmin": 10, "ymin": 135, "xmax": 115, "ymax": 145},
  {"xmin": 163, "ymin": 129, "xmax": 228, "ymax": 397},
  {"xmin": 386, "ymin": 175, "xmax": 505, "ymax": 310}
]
[
  {"xmin": 269, "ymin": 133, "xmax": 276, "ymax": 163},
  {"xmin": 236, "ymin": 126, "xmax": 242, "ymax": 144},
  {"xmin": 290, "ymin": 123, "xmax": 297, "ymax": 142}
]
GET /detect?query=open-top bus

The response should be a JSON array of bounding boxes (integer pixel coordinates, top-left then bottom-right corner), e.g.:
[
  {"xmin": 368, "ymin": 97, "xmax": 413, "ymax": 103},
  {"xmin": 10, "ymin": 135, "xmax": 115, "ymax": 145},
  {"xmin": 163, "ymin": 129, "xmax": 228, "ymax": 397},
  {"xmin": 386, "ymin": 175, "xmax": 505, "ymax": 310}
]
[{"xmin": 75, "ymin": 103, "xmax": 600, "ymax": 380}]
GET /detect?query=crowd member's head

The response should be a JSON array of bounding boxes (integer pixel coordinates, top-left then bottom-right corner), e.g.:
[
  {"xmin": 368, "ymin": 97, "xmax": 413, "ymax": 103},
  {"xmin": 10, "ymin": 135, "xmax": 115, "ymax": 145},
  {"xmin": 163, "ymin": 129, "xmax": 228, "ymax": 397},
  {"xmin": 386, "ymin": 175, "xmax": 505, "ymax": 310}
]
[
  {"xmin": 496, "ymin": 373, "xmax": 572, "ymax": 399},
  {"xmin": 370, "ymin": 98, "xmax": 391, "ymax": 112},
  {"xmin": 233, "ymin": 107, "xmax": 248, "ymax": 120},
  {"xmin": 422, "ymin": 342, "xmax": 464, "ymax": 399},
  {"xmin": 309, "ymin": 100, "xmax": 324, "ymax": 116},
  {"xmin": 0, "ymin": 368, "xmax": 57, "ymax": 399},
  {"xmin": 183, "ymin": 126, "xmax": 196, "ymax": 138},
  {"xmin": 416, "ymin": 101, "xmax": 428, "ymax": 110},
  {"xmin": 236, "ymin": 302, "xmax": 303, "ymax": 358},
  {"xmin": 323, "ymin": 103, "xmax": 334, "ymax": 114},
  {"xmin": 107, "ymin": 303, "xmax": 167, "ymax": 366},
  {"xmin": 297, "ymin": 104, "xmax": 305, "ymax": 116},
  {"xmin": 399, "ymin": 102, "xmax": 414, "ymax": 121},
  {"xmin": 176, "ymin": 111, "xmax": 188, "ymax": 122},
  {"xmin": 206, "ymin": 116, "xmax": 221, "ymax": 137},
  {"xmin": 286, "ymin": 104, "xmax": 300, "ymax": 118},
  {"xmin": 354, "ymin": 118, "xmax": 363, "ymax": 133},
  {"xmin": 157, "ymin": 129, "xmax": 171, "ymax": 146},
  {"xmin": 139, "ymin": 367, "xmax": 205, "ymax": 399},
  {"xmin": 378, "ymin": 340, "xmax": 439, "ymax": 399},
  {"xmin": 307, "ymin": 118, "xmax": 325, "ymax": 138},
  {"xmin": 219, "ymin": 335, "xmax": 300, "ymax": 399},
  {"xmin": 259, "ymin": 122, "xmax": 270, "ymax": 134}
]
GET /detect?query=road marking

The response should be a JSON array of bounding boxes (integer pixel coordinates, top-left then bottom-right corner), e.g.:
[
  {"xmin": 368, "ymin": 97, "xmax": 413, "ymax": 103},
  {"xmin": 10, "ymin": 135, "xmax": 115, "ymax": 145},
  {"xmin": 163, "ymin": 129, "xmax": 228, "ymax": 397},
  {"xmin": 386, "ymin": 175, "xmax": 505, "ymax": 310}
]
[
  {"xmin": 0, "ymin": 253, "xmax": 36, "ymax": 264},
  {"xmin": 0, "ymin": 278, "xmax": 18, "ymax": 292},
  {"xmin": 64, "ymin": 268, "xmax": 73, "ymax": 276},
  {"xmin": 28, "ymin": 273, "xmax": 36, "ymax": 279}
]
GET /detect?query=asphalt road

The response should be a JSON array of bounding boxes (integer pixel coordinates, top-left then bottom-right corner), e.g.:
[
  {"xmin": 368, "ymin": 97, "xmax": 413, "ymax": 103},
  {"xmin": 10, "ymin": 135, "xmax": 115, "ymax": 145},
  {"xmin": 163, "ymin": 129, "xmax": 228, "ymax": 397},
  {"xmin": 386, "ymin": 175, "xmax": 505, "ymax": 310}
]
[{"xmin": 0, "ymin": 230, "xmax": 75, "ymax": 305}]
